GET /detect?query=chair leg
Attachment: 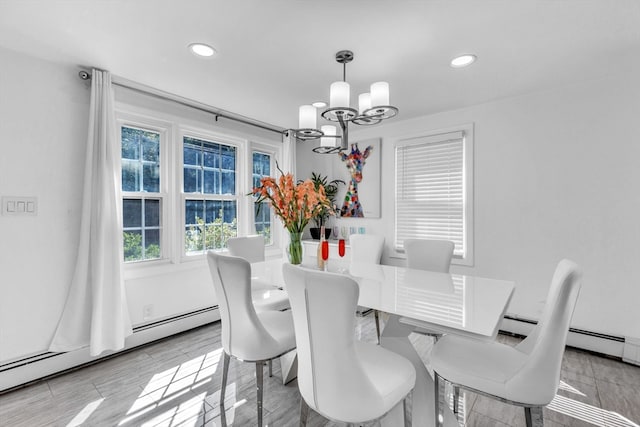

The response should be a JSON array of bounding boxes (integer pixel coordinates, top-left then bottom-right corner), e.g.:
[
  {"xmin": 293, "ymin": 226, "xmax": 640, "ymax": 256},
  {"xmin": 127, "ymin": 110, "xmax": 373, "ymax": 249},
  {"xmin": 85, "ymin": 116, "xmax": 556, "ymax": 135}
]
[
  {"xmin": 453, "ymin": 385, "xmax": 460, "ymax": 414},
  {"xmin": 524, "ymin": 406, "xmax": 543, "ymax": 427},
  {"xmin": 403, "ymin": 391, "xmax": 412, "ymax": 427},
  {"xmin": 256, "ymin": 362, "xmax": 264, "ymax": 427},
  {"xmin": 374, "ymin": 310, "xmax": 381, "ymax": 344},
  {"xmin": 220, "ymin": 352, "xmax": 230, "ymax": 407},
  {"xmin": 299, "ymin": 397, "xmax": 310, "ymax": 426},
  {"xmin": 434, "ymin": 372, "xmax": 445, "ymax": 427}
]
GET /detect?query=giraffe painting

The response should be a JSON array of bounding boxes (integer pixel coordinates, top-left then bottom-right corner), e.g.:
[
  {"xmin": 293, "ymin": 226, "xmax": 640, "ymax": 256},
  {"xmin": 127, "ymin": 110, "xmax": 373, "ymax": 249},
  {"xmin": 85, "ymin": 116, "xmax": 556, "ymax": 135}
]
[{"xmin": 339, "ymin": 143, "xmax": 373, "ymax": 217}]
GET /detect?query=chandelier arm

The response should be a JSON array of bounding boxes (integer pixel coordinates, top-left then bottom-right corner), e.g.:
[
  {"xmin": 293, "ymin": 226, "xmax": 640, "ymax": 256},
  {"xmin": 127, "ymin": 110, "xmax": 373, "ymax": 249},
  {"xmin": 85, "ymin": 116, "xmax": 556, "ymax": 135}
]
[{"xmin": 338, "ymin": 113, "xmax": 349, "ymax": 151}]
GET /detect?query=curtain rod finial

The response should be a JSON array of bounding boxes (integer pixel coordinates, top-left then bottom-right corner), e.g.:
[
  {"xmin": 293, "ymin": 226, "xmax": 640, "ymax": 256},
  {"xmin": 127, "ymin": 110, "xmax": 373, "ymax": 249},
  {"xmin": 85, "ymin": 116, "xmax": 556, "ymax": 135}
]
[{"xmin": 79, "ymin": 70, "xmax": 91, "ymax": 80}]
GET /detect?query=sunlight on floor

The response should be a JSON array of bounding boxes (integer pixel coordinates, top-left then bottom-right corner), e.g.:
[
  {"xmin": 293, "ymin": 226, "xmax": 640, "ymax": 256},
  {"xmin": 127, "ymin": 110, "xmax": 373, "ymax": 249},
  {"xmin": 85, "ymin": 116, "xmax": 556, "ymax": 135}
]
[
  {"xmin": 66, "ymin": 397, "xmax": 104, "ymax": 426},
  {"xmin": 549, "ymin": 382, "xmax": 639, "ymax": 427},
  {"xmin": 557, "ymin": 380, "xmax": 586, "ymax": 397},
  {"xmin": 117, "ymin": 348, "xmax": 224, "ymax": 426}
]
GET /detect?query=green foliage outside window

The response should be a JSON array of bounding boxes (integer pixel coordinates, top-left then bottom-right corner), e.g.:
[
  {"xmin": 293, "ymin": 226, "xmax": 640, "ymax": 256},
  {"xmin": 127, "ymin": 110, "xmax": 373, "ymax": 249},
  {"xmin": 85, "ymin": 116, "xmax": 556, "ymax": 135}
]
[
  {"xmin": 185, "ymin": 216, "xmax": 238, "ymax": 253},
  {"xmin": 123, "ymin": 232, "xmax": 161, "ymax": 262}
]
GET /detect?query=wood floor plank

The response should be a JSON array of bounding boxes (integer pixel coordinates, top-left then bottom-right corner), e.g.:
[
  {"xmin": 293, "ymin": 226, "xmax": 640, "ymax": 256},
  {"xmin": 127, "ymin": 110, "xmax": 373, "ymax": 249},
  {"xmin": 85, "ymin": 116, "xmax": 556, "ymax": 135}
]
[{"xmin": 1, "ymin": 316, "xmax": 639, "ymax": 426}]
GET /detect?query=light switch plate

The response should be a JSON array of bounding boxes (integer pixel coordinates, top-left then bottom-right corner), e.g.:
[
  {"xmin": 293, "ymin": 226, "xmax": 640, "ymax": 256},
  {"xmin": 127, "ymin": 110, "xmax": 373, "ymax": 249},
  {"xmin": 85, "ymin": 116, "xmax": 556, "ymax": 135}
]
[{"xmin": 2, "ymin": 196, "xmax": 37, "ymax": 216}]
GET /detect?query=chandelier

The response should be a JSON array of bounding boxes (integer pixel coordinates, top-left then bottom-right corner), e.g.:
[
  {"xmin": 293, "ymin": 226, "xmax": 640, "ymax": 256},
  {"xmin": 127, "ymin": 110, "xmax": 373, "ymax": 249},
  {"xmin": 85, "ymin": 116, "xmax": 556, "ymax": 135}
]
[{"xmin": 293, "ymin": 50, "xmax": 398, "ymax": 153}]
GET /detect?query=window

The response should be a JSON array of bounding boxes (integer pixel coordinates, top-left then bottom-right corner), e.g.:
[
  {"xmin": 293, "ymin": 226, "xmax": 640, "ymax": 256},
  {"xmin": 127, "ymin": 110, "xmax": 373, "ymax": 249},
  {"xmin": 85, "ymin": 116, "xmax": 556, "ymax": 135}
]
[
  {"xmin": 121, "ymin": 126, "xmax": 163, "ymax": 262},
  {"xmin": 117, "ymin": 106, "xmax": 281, "ymax": 268},
  {"xmin": 183, "ymin": 136, "xmax": 238, "ymax": 255},
  {"xmin": 395, "ymin": 125, "xmax": 474, "ymax": 265},
  {"xmin": 252, "ymin": 151, "xmax": 273, "ymax": 244}
]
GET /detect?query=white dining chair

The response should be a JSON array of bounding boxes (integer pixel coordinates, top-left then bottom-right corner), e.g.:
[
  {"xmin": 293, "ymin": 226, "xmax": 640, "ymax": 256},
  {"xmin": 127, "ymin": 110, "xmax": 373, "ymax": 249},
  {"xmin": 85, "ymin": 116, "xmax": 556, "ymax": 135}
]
[
  {"xmin": 227, "ymin": 235, "xmax": 290, "ymax": 312},
  {"xmin": 400, "ymin": 238, "xmax": 455, "ymax": 339},
  {"xmin": 206, "ymin": 252, "xmax": 296, "ymax": 427},
  {"xmin": 431, "ymin": 259, "xmax": 582, "ymax": 427},
  {"xmin": 349, "ymin": 234, "xmax": 385, "ymax": 342},
  {"xmin": 404, "ymin": 238, "xmax": 455, "ymax": 272},
  {"xmin": 283, "ymin": 263, "xmax": 416, "ymax": 426},
  {"xmin": 227, "ymin": 235, "xmax": 265, "ymax": 263},
  {"xmin": 349, "ymin": 233, "xmax": 384, "ymax": 263}
]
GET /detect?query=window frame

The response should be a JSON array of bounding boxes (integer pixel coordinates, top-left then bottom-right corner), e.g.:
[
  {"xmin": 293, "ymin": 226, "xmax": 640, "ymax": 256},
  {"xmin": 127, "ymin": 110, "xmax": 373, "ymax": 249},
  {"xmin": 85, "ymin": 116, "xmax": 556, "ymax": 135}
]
[
  {"xmin": 250, "ymin": 141, "xmax": 282, "ymax": 252},
  {"xmin": 393, "ymin": 123, "xmax": 474, "ymax": 266},
  {"xmin": 117, "ymin": 116, "xmax": 171, "ymax": 266},
  {"xmin": 179, "ymin": 127, "xmax": 246, "ymax": 261}
]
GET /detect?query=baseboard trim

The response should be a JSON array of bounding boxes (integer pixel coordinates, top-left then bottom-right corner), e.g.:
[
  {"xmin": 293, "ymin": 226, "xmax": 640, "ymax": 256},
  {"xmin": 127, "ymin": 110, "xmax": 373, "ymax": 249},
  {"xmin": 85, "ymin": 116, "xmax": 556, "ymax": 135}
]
[
  {"xmin": 0, "ymin": 306, "xmax": 220, "ymax": 393},
  {"xmin": 500, "ymin": 314, "xmax": 626, "ymax": 359}
]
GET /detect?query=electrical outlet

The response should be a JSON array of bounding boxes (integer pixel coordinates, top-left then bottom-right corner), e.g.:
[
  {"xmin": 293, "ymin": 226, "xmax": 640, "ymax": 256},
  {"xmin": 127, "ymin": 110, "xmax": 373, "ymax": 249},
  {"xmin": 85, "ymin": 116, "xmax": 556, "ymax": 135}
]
[{"xmin": 142, "ymin": 304, "xmax": 154, "ymax": 321}]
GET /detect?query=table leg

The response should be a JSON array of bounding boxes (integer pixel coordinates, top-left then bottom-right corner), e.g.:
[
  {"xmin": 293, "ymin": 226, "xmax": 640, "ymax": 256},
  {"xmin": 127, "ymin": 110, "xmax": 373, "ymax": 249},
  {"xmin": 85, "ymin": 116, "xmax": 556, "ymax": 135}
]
[
  {"xmin": 280, "ymin": 350, "xmax": 298, "ymax": 385},
  {"xmin": 379, "ymin": 315, "xmax": 458, "ymax": 427}
]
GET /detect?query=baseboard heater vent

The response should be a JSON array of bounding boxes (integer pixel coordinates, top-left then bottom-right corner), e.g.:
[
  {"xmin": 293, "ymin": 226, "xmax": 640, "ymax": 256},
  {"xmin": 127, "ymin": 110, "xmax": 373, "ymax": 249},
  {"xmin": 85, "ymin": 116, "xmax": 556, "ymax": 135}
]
[
  {"xmin": 502, "ymin": 314, "xmax": 625, "ymax": 343},
  {"xmin": 0, "ymin": 306, "xmax": 218, "ymax": 375}
]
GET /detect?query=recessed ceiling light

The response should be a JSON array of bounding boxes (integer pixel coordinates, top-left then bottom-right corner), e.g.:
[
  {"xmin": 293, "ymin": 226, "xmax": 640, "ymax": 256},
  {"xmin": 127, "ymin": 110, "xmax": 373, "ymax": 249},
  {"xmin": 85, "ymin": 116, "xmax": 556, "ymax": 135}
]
[
  {"xmin": 450, "ymin": 54, "xmax": 477, "ymax": 68},
  {"xmin": 189, "ymin": 43, "xmax": 216, "ymax": 58},
  {"xmin": 312, "ymin": 101, "xmax": 327, "ymax": 108}
]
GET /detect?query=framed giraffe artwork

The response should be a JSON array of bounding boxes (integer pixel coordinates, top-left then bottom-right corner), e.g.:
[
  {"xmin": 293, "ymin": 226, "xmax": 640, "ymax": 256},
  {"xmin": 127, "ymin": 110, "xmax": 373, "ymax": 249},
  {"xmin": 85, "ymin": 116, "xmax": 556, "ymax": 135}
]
[{"xmin": 332, "ymin": 138, "xmax": 381, "ymax": 218}]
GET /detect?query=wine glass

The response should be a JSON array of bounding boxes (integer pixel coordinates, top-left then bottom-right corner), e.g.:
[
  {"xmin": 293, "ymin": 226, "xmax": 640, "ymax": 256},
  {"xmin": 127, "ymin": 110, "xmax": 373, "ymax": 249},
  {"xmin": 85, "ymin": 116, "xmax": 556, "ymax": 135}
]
[
  {"xmin": 332, "ymin": 226, "xmax": 339, "ymax": 240},
  {"xmin": 321, "ymin": 240, "xmax": 329, "ymax": 271},
  {"xmin": 338, "ymin": 239, "xmax": 346, "ymax": 258}
]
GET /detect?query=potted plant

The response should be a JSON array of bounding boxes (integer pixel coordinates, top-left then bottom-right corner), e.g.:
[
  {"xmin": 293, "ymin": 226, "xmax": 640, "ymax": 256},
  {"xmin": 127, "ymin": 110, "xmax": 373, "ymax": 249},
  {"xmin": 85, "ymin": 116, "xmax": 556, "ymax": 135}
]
[{"xmin": 307, "ymin": 172, "xmax": 345, "ymax": 240}]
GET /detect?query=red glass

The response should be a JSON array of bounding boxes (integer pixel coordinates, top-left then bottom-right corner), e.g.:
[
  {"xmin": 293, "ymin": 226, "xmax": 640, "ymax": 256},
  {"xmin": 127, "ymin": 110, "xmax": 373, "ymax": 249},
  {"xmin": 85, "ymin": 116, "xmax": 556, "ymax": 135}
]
[
  {"xmin": 321, "ymin": 240, "xmax": 329, "ymax": 261},
  {"xmin": 338, "ymin": 239, "xmax": 346, "ymax": 257}
]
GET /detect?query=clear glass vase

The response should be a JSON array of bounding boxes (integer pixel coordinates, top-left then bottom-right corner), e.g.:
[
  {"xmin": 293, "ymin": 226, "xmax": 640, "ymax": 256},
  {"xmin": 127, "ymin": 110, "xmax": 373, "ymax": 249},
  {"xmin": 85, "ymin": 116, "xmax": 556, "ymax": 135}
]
[{"xmin": 287, "ymin": 231, "xmax": 303, "ymax": 265}]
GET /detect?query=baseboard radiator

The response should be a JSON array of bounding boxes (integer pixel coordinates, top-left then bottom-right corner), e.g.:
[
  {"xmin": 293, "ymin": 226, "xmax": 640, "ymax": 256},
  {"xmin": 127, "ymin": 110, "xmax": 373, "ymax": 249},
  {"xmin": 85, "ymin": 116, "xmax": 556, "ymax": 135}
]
[
  {"xmin": 500, "ymin": 314, "xmax": 639, "ymax": 365},
  {"xmin": 0, "ymin": 306, "xmax": 220, "ymax": 393}
]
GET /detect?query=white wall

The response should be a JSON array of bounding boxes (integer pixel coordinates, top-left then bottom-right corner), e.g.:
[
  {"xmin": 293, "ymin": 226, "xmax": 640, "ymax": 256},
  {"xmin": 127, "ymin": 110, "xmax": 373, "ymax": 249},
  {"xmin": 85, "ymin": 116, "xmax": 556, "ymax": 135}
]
[
  {"xmin": 0, "ymin": 47, "xmax": 281, "ymax": 367},
  {"xmin": 298, "ymin": 69, "xmax": 640, "ymax": 341},
  {"xmin": 0, "ymin": 47, "xmax": 89, "ymax": 362}
]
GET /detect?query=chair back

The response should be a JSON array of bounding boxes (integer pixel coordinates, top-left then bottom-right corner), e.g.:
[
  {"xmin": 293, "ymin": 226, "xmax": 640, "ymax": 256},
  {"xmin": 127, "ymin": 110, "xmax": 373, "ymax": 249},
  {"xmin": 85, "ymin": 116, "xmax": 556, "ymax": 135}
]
[
  {"xmin": 227, "ymin": 235, "xmax": 265, "ymax": 263},
  {"xmin": 349, "ymin": 234, "xmax": 384, "ymax": 264},
  {"xmin": 283, "ymin": 264, "xmax": 385, "ymax": 414},
  {"xmin": 512, "ymin": 259, "xmax": 582, "ymax": 404},
  {"xmin": 206, "ymin": 252, "xmax": 279, "ymax": 360},
  {"xmin": 404, "ymin": 239, "xmax": 454, "ymax": 273}
]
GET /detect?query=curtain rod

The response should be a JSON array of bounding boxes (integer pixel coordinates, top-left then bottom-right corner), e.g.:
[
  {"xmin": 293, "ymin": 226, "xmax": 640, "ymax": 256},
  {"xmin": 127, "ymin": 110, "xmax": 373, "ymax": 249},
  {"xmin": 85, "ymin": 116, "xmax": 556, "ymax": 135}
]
[{"xmin": 78, "ymin": 69, "xmax": 287, "ymax": 136}]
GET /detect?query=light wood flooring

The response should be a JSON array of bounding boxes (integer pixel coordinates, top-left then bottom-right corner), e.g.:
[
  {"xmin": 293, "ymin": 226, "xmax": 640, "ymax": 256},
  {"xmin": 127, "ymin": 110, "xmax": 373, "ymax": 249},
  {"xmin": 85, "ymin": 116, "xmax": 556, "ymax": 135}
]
[{"xmin": 1, "ymin": 314, "xmax": 639, "ymax": 427}]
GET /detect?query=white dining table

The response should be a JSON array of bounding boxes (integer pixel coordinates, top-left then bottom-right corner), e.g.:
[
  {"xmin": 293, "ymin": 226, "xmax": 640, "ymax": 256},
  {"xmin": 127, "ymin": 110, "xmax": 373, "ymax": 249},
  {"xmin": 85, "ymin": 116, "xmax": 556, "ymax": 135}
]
[{"xmin": 250, "ymin": 258, "xmax": 515, "ymax": 427}]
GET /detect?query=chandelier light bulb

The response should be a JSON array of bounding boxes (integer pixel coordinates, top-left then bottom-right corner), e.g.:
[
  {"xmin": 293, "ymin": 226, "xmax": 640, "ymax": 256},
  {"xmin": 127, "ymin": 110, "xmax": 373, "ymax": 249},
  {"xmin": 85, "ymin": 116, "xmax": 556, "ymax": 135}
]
[
  {"xmin": 358, "ymin": 93, "xmax": 371, "ymax": 115},
  {"xmin": 299, "ymin": 105, "xmax": 316, "ymax": 129},
  {"xmin": 320, "ymin": 125, "xmax": 337, "ymax": 147},
  {"xmin": 370, "ymin": 82, "xmax": 389, "ymax": 107},
  {"xmin": 330, "ymin": 81, "xmax": 350, "ymax": 109}
]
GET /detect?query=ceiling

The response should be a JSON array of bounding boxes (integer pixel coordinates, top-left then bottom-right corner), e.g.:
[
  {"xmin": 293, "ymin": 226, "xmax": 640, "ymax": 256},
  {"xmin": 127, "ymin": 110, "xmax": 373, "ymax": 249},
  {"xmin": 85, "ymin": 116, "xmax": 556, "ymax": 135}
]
[{"xmin": 1, "ymin": 0, "xmax": 639, "ymax": 131}]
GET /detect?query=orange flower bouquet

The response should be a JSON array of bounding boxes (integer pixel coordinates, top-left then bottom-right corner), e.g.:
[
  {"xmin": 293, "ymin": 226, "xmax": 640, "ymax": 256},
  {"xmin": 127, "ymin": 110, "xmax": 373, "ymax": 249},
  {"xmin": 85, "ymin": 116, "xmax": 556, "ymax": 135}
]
[{"xmin": 252, "ymin": 166, "xmax": 333, "ymax": 264}]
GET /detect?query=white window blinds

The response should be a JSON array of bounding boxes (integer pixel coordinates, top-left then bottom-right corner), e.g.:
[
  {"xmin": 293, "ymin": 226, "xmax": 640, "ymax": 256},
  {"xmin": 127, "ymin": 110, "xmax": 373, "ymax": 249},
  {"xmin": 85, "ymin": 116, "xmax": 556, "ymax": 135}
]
[{"xmin": 395, "ymin": 131, "xmax": 467, "ymax": 258}]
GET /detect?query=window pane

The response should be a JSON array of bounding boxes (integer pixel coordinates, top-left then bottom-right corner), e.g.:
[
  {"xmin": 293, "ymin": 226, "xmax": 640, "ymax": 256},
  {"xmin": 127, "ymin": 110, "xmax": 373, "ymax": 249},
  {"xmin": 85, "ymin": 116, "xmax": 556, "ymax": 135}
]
[
  {"xmin": 145, "ymin": 199, "xmax": 160, "ymax": 226},
  {"xmin": 185, "ymin": 199, "xmax": 204, "ymax": 225},
  {"xmin": 221, "ymin": 171, "xmax": 235, "ymax": 195},
  {"xmin": 252, "ymin": 152, "xmax": 272, "ymax": 244},
  {"xmin": 143, "ymin": 163, "xmax": 160, "ymax": 192},
  {"xmin": 122, "ymin": 160, "xmax": 140, "ymax": 192},
  {"xmin": 184, "ymin": 167, "xmax": 199, "ymax": 193},
  {"xmin": 123, "ymin": 199, "xmax": 142, "ymax": 228},
  {"xmin": 183, "ymin": 137, "xmax": 236, "ymax": 196},
  {"xmin": 121, "ymin": 126, "xmax": 161, "ymax": 193},
  {"xmin": 142, "ymin": 137, "xmax": 159, "ymax": 162},
  {"xmin": 121, "ymin": 127, "xmax": 140, "ymax": 160},
  {"xmin": 203, "ymin": 145, "xmax": 218, "ymax": 168},
  {"xmin": 221, "ymin": 145, "xmax": 236, "ymax": 170},
  {"xmin": 204, "ymin": 169, "xmax": 218, "ymax": 194},
  {"xmin": 184, "ymin": 143, "xmax": 200, "ymax": 166},
  {"xmin": 123, "ymin": 230, "xmax": 143, "ymax": 262},
  {"xmin": 144, "ymin": 229, "xmax": 161, "ymax": 260}
]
